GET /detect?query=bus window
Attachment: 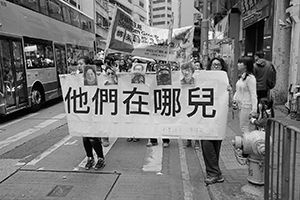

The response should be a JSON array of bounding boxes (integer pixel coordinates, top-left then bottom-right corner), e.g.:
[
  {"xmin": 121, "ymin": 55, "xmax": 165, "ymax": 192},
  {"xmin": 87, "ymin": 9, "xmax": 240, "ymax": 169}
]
[
  {"xmin": 20, "ymin": 0, "xmax": 39, "ymax": 12},
  {"xmin": 48, "ymin": 0, "xmax": 63, "ymax": 21},
  {"xmin": 55, "ymin": 44, "xmax": 67, "ymax": 75},
  {"xmin": 70, "ymin": 8, "xmax": 80, "ymax": 28},
  {"xmin": 39, "ymin": 0, "xmax": 49, "ymax": 15},
  {"xmin": 62, "ymin": 4, "xmax": 71, "ymax": 24},
  {"xmin": 24, "ymin": 37, "xmax": 54, "ymax": 69}
]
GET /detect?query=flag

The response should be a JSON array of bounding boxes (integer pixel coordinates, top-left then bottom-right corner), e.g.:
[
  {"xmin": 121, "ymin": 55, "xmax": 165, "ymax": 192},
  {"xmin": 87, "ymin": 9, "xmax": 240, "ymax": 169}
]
[{"xmin": 167, "ymin": 12, "xmax": 174, "ymax": 44}]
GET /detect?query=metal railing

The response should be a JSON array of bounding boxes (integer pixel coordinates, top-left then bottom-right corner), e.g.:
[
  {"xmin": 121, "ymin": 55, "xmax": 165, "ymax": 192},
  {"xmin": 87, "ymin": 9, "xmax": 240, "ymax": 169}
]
[{"xmin": 265, "ymin": 118, "xmax": 300, "ymax": 200}]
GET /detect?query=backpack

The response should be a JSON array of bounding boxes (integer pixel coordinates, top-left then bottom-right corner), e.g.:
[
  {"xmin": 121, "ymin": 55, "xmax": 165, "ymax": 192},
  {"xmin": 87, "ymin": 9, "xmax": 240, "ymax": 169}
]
[{"xmin": 267, "ymin": 62, "xmax": 277, "ymax": 90}]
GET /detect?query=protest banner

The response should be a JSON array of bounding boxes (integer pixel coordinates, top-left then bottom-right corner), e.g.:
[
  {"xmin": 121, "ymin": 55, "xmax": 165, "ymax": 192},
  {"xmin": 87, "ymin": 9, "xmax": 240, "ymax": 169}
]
[
  {"xmin": 105, "ymin": 6, "xmax": 194, "ymax": 63},
  {"xmin": 60, "ymin": 71, "xmax": 229, "ymax": 140}
]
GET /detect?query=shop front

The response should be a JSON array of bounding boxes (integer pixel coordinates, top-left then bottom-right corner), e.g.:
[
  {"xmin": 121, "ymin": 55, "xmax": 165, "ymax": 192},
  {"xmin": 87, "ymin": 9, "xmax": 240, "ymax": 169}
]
[{"xmin": 241, "ymin": 0, "xmax": 273, "ymax": 60}]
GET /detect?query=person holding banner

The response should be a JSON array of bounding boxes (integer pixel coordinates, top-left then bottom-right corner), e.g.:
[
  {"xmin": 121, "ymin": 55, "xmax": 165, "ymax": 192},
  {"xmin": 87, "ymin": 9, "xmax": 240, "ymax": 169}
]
[
  {"xmin": 201, "ymin": 57, "xmax": 229, "ymax": 185},
  {"xmin": 74, "ymin": 56, "xmax": 106, "ymax": 170}
]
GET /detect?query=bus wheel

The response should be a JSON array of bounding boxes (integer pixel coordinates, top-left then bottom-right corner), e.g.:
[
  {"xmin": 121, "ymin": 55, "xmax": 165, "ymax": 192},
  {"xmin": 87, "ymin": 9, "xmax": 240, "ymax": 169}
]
[{"xmin": 30, "ymin": 86, "xmax": 43, "ymax": 112}]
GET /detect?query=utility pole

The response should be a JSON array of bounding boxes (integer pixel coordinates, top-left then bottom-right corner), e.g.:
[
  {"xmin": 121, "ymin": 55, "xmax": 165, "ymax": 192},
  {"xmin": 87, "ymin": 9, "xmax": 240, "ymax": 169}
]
[{"xmin": 201, "ymin": 0, "xmax": 209, "ymax": 69}]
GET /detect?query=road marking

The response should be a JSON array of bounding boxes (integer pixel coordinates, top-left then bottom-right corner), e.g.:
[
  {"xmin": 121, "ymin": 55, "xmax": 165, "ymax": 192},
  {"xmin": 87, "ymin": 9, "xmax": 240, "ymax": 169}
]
[
  {"xmin": 142, "ymin": 140, "xmax": 163, "ymax": 172},
  {"xmin": 25, "ymin": 135, "xmax": 72, "ymax": 166},
  {"xmin": 0, "ymin": 113, "xmax": 39, "ymax": 130},
  {"xmin": 0, "ymin": 113, "xmax": 66, "ymax": 150},
  {"xmin": 75, "ymin": 137, "xmax": 117, "ymax": 170},
  {"xmin": 178, "ymin": 139, "xmax": 193, "ymax": 200}
]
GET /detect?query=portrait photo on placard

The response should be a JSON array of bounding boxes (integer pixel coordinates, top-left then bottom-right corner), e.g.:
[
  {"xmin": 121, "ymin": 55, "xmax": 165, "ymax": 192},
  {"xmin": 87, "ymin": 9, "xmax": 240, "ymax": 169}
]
[
  {"xmin": 131, "ymin": 63, "xmax": 146, "ymax": 84},
  {"xmin": 156, "ymin": 63, "xmax": 172, "ymax": 86},
  {"xmin": 180, "ymin": 62, "xmax": 195, "ymax": 86},
  {"xmin": 104, "ymin": 66, "xmax": 118, "ymax": 85},
  {"xmin": 83, "ymin": 65, "xmax": 98, "ymax": 86}
]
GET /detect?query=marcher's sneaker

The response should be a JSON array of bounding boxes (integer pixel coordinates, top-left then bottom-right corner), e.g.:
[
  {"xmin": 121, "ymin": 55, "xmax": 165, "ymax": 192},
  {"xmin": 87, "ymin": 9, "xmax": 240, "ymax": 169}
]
[
  {"xmin": 85, "ymin": 158, "xmax": 95, "ymax": 170},
  {"xmin": 94, "ymin": 158, "xmax": 106, "ymax": 170},
  {"xmin": 146, "ymin": 142, "xmax": 158, "ymax": 147},
  {"xmin": 127, "ymin": 138, "xmax": 133, "ymax": 142},
  {"xmin": 163, "ymin": 142, "xmax": 170, "ymax": 148},
  {"xmin": 183, "ymin": 140, "xmax": 192, "ymax": 149},
  {"xmin": 102, "ymin": 137, "xmax": 110, "ymax": 147},
  {"xmin": 194, "ymin": 140, "xmax": 200, "ymax": 150},
  {"xmin": 204, "ymin": 175, "xmax": 224, "ymax": 185},
  {"xmin": 133, "ymin": 138, "xmax": 140, "ymax": 142}
]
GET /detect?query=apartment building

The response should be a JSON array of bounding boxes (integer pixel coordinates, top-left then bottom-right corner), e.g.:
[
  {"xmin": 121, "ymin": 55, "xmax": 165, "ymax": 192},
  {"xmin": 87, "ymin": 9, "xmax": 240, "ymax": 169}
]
[{"xmin": 149, "ymin": 0, "xmax": 172, "ymax": 28}]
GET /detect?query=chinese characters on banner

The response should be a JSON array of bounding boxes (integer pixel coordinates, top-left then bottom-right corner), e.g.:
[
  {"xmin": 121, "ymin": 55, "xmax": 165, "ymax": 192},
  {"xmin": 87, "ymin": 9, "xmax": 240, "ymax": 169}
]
[
  {"xmin": 60, "ymin": 71, "xmax": 229, "ymax": 140},
  {"xmin": 105, "ymin": 6, "xmax": 194, "ymax": 63}
]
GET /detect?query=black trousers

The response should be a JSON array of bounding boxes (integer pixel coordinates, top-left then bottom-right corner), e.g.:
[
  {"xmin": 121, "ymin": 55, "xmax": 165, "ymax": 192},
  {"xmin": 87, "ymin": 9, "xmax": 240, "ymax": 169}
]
[
  {"xmin": 150, "ymin": 138, "xmax": 170, "ymax": 143},
  {"xmin": 257, "ymin": 90, "xmax": 268, "ymax": 101},
  {"xmin": 82, "ymin": 137, "xmax": 104, "ymax": 159},
  {"xmin": 201, "ymin": 140, "xmax": 222, "ymax": 177}
]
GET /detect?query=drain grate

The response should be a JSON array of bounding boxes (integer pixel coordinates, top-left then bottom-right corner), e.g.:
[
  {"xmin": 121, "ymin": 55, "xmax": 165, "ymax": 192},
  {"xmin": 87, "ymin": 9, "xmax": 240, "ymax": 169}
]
[{"xmin": 47, "ymin": 185, "xmax": 74, "ymax": 197}]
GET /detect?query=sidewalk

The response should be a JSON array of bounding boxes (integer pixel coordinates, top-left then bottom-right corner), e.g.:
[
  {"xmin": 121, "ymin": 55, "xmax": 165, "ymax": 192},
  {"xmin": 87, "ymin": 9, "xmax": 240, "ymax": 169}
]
[{"xmin": 199, "ymin": 106, "xmax": 288, "ymax": 200}]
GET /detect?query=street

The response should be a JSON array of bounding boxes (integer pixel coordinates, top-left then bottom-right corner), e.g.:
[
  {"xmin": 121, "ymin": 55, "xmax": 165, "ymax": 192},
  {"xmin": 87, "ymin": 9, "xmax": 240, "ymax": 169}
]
[{"xmin": 0, "ymin": 99, "xmax": 216, "ymax": 200}]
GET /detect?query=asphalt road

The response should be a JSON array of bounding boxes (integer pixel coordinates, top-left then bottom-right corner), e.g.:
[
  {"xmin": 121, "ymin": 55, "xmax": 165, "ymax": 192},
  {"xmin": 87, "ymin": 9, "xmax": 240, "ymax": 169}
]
[{"xmin": 0, "ymin": 99, "xmax": 211, "ymax": 200}]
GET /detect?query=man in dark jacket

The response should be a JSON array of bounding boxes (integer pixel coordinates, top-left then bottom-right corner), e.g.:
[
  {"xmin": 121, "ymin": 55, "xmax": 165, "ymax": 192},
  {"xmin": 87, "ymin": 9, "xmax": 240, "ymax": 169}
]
[{"xmin": 254, "ymin": 51, "xmax": 272, "ymax": 100}]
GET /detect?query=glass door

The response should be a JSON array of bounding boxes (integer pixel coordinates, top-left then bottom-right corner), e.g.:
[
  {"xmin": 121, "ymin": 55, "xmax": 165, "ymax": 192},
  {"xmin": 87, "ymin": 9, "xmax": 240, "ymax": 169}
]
[{"xmin": 0, "ymin": 36, "xmax": 27, "ymax": 111}]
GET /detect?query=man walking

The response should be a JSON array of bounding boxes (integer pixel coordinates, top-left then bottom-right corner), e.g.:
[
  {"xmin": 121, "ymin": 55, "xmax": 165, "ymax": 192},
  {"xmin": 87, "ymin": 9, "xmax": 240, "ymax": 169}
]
[{"xmin": 253, "ymin": 51, "xmax": 274, "ymax": 100}]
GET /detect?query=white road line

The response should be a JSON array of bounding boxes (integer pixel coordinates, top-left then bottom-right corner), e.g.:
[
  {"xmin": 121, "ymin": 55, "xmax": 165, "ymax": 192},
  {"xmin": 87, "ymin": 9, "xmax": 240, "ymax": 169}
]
[
  {"xmin": 25, "ymin": 135, "xmax": 72, "ymax": 166},
  {"xmin": 75, "ymin": 137, "xmax": 117, "ymax": 170},
  {"xmin": 0, "ymin": 113, "xmax": 39, "ymax": 129},
  {"xmin": 178, "ymin": 139, "xmax": 194, "ymax": 200},
  {"xmin": 142, "ymin": 140, "xmax": 163, "ymax": 172},
  {"xmin": 0, "ymin": 113, "xmax": 66, "ymax": 150}
]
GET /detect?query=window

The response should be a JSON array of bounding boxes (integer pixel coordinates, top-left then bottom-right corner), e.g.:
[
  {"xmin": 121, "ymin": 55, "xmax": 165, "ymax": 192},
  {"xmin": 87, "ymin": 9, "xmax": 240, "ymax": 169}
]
[
  {"xmin": 24, "ymin": 37, "xmax": 54, "ymax": 69},
  {"xmin": 153, "ymin": 14, "xmax": 165, "ymax": 18},
  {"xmin": 167, "ymin": 7, "xmax": 171, "ymax": 10},
  {"xmin": 48, "ymin": 0, "xmax": 63, "ymax": 21},
  {"xmin": 153, "ymin": 21, "xmax": 165, "ymax": 25},
  {"xmin": 153, "ymin": 7, "xmax": 165, "ymax": 11},
  {"xmin": 167, "ymin": 14, "xmax": 172, "ymax": 17},
  {"xmin": 20, "ymin": 0, "xmax": 39, "ymax": 12},
  {"xmin": 153, "ymin": 0, "xmax": 165, "ymax": 4},
  {"xmin": 81, "ymin": 14, "xmax": 93, "ymax": 33},
  {"xmin": 96, "ymin": 13, "xmax": 109, "ymax": 30},
  {"xmin": 139, "ymin": 15, "xmax": 145, "ymax": 22},
  {"xmin": 39, "ymin": 0, "xmax": 48, "ymax": 15},
  {"xmin": 62, "ymin": 5, "xmax": 71, "ymax": 24},
  {"xmin": 139, "ymin": 0, "xmax": 144, "ymax": 8},
  {"xmin": 70, "ymin": 8, "xmax": 80, "ymax": 27}
]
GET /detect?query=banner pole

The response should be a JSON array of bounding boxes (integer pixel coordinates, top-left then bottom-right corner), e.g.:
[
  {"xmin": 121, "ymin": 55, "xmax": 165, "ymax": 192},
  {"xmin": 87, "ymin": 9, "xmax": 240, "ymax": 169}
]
[{"xmin": 167, "ymin": 12, "xmax": 174, "ymax": 63}]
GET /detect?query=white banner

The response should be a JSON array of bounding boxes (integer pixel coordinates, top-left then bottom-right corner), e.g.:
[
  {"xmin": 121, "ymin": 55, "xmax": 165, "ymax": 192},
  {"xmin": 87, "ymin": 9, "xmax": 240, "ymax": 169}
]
[
  {"xmin": 60, "ymin": 71, "xmax": 229, "ymax": 140},
  {"xmin": 105, "ymin": 6, "xmax": 194, "ymax": 63}
]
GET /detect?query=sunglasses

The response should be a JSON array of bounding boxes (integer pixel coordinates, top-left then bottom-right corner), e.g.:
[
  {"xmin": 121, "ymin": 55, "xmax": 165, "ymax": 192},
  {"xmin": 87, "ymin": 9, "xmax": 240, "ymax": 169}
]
[{"xmin": 107, "ymin": 72, "xmax": 115, "ymax": 76}]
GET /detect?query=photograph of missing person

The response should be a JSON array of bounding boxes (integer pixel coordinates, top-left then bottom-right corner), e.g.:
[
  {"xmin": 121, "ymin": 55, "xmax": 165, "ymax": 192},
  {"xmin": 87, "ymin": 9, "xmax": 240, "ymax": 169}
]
[
  {"xmin": 104, "ymin": 66, "xmax": 118, "ymax": 85},
  {"xmin": 156, "ymin": 63, "xmax": 172, "ymax": 86},
  {"xmin": 131, "ymin": 63, "xmax": 146, "ymax": 84},
  {"xmin": 180, "ymin": 62, "xmax": 195, "ymax": 86},
  {"xmin": 83, "ymin": 65, "xmax": 98, "ymax": 86}
]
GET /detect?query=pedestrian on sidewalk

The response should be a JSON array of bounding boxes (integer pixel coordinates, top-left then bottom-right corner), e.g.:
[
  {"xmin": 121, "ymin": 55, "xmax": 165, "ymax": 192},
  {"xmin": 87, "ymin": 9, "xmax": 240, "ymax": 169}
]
[
  {"xmin": 200, "ymin": 57, "xmax": 230, "ymax": 185},
  {"xmin": 233, "ymin": 56, "xmax": 258, "ymax": 135},
  {"xmin": 74, "ymin": 56, "xmax": 106, "ymax": 170}
]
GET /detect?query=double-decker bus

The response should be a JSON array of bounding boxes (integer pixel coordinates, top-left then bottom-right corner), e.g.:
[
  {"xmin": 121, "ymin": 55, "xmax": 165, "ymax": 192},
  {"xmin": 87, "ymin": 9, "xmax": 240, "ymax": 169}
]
[{"xmin": 0, "ymin": 0, "xmax": 95, "ymax": 115}]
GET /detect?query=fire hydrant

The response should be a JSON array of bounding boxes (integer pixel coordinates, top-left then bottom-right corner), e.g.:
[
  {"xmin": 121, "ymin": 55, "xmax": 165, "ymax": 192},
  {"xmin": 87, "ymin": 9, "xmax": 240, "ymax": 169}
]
[{"xmin": 232, "ymin": 130, "xmax": 265, "ymax": 185}]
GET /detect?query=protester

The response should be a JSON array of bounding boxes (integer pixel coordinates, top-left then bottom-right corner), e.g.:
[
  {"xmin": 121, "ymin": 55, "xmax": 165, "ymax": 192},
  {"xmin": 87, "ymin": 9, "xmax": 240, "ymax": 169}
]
[
  {"xmin": 233, "ymin": 56, "xmax": 258, "ymax": 135},
  {"xmin": 194, "ymin": 60, "xmax": 203, "ymax": 70},
  {"xmin": 200, "ymin": 57, "xmax": 230, "ymax": 185},
  {"xmin": 73, "ymin": 56, "xmax": 106, "ymax": 170},
  {"xmin": 119, "ymin": 59, "xmax": 128, "ymax": 72}
]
